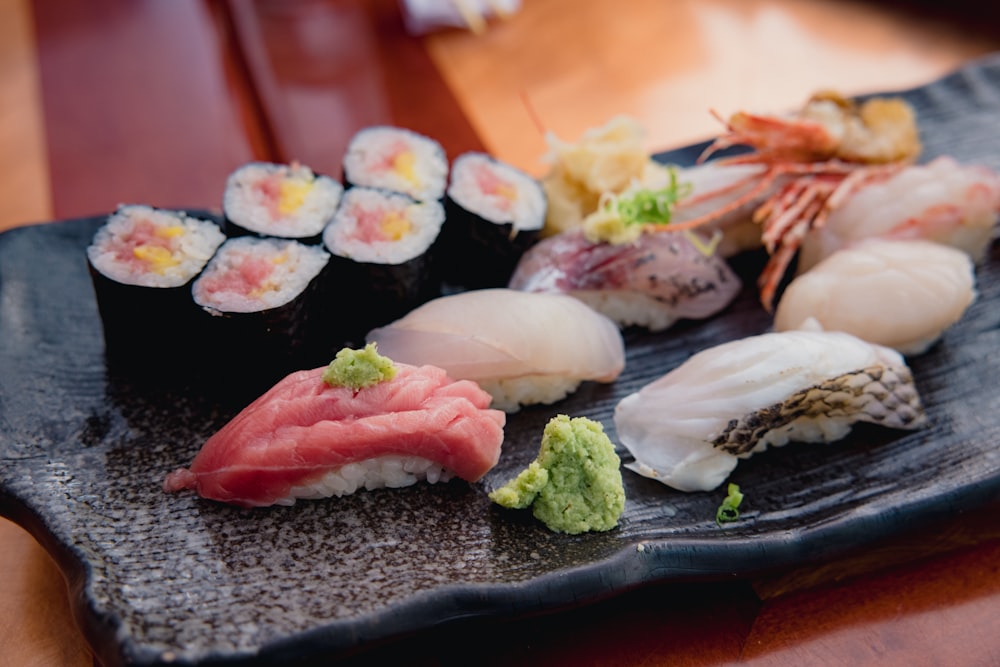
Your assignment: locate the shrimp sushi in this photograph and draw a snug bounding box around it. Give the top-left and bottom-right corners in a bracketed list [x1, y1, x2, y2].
[614, 329, 926, 492]
[774, 239, 976, 355]
[222, 161, 343, 243]
[366, 289, 626, 412]
[795, 156, 1000, 274]
[163, 346, 506, 507]
[508, 228, 741, 332]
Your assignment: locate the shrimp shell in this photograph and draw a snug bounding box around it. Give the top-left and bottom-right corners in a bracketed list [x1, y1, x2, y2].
[700, 91, 922, 165]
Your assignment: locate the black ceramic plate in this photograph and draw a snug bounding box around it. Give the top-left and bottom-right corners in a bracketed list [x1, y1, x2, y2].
[6, 54, 1000, 667]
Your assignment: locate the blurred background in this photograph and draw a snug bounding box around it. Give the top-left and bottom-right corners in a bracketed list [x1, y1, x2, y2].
[3, 0, 1000, 232]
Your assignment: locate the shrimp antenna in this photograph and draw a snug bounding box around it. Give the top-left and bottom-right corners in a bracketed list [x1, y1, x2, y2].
[519, 90, 547, 138]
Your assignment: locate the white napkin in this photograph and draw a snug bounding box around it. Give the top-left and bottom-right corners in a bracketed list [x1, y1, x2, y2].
[400, 0, 522, 35]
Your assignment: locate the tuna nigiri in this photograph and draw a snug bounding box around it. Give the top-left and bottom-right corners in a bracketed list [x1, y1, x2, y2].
[163, 346, 505, 507]
[508, 228, 741, 332]
[614, 329, 926, 492]
[366, 289, 626, 412]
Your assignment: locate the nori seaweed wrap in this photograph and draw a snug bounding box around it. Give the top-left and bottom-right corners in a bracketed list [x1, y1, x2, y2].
[439, 151, 546, 288]
[191, 236, 331, 392]
[319, 186, 445, 348]
[85, 205, 226, 375]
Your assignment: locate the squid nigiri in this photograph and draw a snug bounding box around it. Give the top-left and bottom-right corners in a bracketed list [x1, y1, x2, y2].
[774, 238, 976, 355]
[163, 346, 505, 507]
[366, 289, 625, 412]
[614, 329, 926, 492]
[507, 228, 741, 332]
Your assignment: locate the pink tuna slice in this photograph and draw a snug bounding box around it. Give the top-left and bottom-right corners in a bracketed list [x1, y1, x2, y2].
[163, 363, 505, 507]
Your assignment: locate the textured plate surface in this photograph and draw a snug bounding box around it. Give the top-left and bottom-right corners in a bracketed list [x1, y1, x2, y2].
[5, 54, 1000, 667]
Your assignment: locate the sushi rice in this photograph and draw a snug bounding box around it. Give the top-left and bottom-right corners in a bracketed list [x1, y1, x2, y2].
[223, 161, 343, 240]
[342, 126, 449, 202]
[323, 186, 445, 264]
[477, 376, 585, 414]
[281, 455, 454, 504]
[87, 204, 225, 288]
[192, 236, 331, 315]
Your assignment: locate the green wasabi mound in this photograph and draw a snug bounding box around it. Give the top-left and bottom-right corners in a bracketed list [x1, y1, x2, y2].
[489, 414, 625, 534]
[322, 343, 397, 390]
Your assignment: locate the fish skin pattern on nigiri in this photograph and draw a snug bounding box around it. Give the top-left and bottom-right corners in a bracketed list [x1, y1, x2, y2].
[508, 228, 741, 332]
[163, 363, 505, 507]
[367, 288, 626, 412]
[614, 329, 926, 493]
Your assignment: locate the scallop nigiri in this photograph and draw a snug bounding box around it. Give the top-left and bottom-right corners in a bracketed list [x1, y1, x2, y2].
[614, 329, 926, 492]
[775, 238, 976, 355]
[366, 289, 626, 412]
[163, 346, 506, 507]
[508, 228, 741, 332]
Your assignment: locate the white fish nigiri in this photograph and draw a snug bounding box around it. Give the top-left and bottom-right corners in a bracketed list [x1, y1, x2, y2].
[614, 329, 926, 492]
[508, 228, 741, 332]
[367, 289, 626, 412]
[775, 239, 976, 355]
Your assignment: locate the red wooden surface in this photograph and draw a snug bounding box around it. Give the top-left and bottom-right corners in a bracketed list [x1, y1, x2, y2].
[32, 0, 262, 219]
[224, 0, 485, 178]
[6, 1, 1000, 665]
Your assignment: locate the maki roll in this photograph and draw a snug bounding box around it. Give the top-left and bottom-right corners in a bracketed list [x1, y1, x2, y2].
[321, 186, 446, 346]
[86, 204, 225, 371]
[342, 126, 449, 202]
[441, 151, 546, 287]
[222, 161, 343, 243]
[192, 237, 331, 391]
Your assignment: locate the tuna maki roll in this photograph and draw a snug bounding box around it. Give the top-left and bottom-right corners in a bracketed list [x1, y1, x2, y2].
[321, 186, 446, 347]
[192, 236, 331, 390]
[440, 152, 546, 287]
[222, 161, 343, 243]
[342, 126, 449, 202]
[86, 204, 225, 371]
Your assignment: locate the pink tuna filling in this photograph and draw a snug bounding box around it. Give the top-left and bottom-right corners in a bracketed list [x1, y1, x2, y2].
[347, 203, 410, 243]
[196, 252, 275, 296]
[108, 219, 177, 271]
[252, 173, 283, 219]
[472, 163, 514, 212]
[370, 139, 411, 172]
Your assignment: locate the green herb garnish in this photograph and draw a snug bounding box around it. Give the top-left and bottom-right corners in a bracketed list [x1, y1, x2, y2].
[610, 168, 691, 226]
[715, 483, 744, 525]
[582, 167, 693, 245]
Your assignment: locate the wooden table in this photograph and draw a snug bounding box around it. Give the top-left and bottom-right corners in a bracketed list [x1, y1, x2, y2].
[4, 0, 1000, 664]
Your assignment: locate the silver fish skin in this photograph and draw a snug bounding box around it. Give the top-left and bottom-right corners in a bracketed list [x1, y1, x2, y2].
[508, 228, 741, 331]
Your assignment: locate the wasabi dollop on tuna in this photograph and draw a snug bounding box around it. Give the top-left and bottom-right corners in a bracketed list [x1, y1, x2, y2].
[489, 414, 625, 534]
[323, 343, 397, 390]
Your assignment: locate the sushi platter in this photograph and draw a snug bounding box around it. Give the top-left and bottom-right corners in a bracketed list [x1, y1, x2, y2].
[4, 55, 1000, 667]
